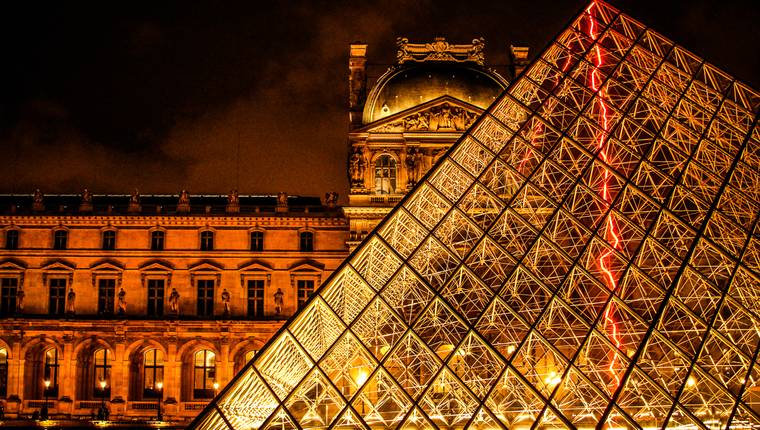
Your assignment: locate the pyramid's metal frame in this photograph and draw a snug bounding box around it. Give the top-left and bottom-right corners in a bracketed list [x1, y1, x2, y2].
[191, 1, 760, 428]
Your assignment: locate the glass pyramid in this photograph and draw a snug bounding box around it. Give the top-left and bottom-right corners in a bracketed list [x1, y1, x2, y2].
[192, 1, 760, 428]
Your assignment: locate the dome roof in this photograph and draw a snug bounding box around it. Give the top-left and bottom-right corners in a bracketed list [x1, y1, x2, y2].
[363, 62, 507, 124]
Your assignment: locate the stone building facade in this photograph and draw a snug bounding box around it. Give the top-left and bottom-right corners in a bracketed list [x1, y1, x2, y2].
[0, 192, 347, 420]
[344, 38, 529, 248]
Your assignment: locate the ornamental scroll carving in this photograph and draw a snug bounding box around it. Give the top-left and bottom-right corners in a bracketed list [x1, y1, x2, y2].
[396, 37, 485, 66]
[375, 103, 479, 132]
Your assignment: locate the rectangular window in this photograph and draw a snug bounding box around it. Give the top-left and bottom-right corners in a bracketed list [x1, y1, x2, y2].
[102, 230, 116, 250]
[5, 230, 18, 250]
[97, 279, 116, 315]
[53, 230, 68, 250]
[0, 278, 18, 316]
[200, 231, 214, 251]
[151, 231, 164, 251]
[147, 279, 165, 317]
[299, 232, 314, 252]
[48, 278, 67, 316]
[246, 279, 265, 318]
[196, 279, 215, 317]
[297, 280, 314, 308]
[250, 231, 264, 252]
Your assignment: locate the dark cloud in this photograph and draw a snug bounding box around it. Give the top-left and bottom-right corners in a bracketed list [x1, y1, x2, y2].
[0, 0, 756, 197]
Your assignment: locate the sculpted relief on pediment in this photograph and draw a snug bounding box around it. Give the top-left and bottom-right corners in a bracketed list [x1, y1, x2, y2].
[373, 103, 480, 133]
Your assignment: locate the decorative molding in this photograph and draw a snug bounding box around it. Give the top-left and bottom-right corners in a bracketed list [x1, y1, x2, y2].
[396, 37, 485, 65]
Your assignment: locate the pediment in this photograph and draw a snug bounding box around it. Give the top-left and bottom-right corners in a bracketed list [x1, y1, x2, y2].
[90, 259, 125, 272]
[0, 258, 27, 272]
[188, 260, 224, 272]
[40, 259, 76, 272]
[139, 259, 175, 272]
[360, 95, 483, 133]
[288, 259, 325, 272]
[238, 259, 273, 272]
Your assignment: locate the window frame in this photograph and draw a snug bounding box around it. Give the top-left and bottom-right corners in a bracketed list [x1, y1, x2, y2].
[200, 230, 214, 251]
[48, 277, 67, 316]
[193, 349, 216, 399]
[150, 230, 165, 251]
[196, 278, 215, 318]
[0, 277, 18, 316]
[5, 229, 19, 250]
[246, 278, 265, 318]
[93, 348, 112, 398]
[0, 347, 7, 398]
[374, 154, 398, 195]
[97, 278, 117, 315]
[43, 348, 60, 398]
[143, 349, 164, 399]
[250, 230, 264, 252]
[101, 230, 117, 250]
[299, 231, 314, 252]
[146, 278, 165, 318]
[52, 229, 68, 250]
[296, 279, 315, 308]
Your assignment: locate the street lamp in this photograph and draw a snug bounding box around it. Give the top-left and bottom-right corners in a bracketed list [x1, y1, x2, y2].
[213, 381, 219, 396]
[99, 380, 107, 419]
[42, 379, 51, 420]
[155, 381, 163, 421]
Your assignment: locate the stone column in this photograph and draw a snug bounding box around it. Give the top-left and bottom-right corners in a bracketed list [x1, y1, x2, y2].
[219, 338, 231, 386]
[165, 340, 180, 417]
[59, 337, 75, 415]
[349, 43, 368, 129]
[111, 339, 128, 417]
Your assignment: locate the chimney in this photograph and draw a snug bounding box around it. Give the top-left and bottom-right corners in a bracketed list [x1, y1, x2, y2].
[349, 42, 368, 129]
[509, 45, 530, 79]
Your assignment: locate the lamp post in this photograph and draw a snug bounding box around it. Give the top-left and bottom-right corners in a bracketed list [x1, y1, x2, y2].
[155, 381, 163, 421]
[99, 380, 107, 419]
[213, 382, 219, 397]
[42, 379, 51, 420]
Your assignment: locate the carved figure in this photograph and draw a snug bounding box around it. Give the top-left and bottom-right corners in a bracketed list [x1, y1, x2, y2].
[349, 149, 361, 184]
[277, 192, 288, 206]
[117, 288, 127, 314]
[324, 192, 338, 207]
[221, 289, 231, 316]
[66, 288, 76, 315]
[274, 288, 284, 315]
[439, 105, 453, 129]
[82, 188, 92, 203]
[178, 190, 190, 204]
[33, 189, 43, 204]
[357, 150, 366, 182]
[130, 189, 140, 204]
[169, 288, 180, 314]
[406, 148, 422, 186]
[16, 288, 24, 313]
[32, 189, 45, 211]
[396, 37, 410, 63]
[228, 189, 239, 205]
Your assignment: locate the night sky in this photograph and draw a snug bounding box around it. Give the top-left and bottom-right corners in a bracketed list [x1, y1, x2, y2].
[0, 1, 757, 199]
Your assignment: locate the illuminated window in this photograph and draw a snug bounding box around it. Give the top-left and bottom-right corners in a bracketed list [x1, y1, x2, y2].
[93, 349, 112, 398]
[53, 230, 68, 250]
[102, 230, 116, 250]
[193, 349, 216, 399]
[0, 348, 7, 397]
[97, 279, 116, 315]
[246, 279, 264, 318]
[48, 278, 67, 316]
[43, 348, 59, 397]
[0, 278, 18, 316]
[150, 230, 165, 251]
[200, 231, 214, 251]
[374, 155, 397, 194]
[244, 350, 257, 363]
[143, 349, 164, 399]
[297, 279, 314, 308]
[5, 230, 18, 250]
[250, 231, 264, 252]
[147, 279, 165, 318]
[299, 232, 313, 252]
[196, 279, 214, 317]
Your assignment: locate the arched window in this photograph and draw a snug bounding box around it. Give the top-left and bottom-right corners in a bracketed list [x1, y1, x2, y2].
[250, 231, 264, 251]
[5, 230, 18, 250]
[200, 231, 214, 251]
[193, 350, 216, 399]
[93, 349, 112, 398]
[0, 348, 8, 397]
[374, 155, 397, 194]
[299, 231, 314, 252]
[53, 230, 68, 250]
[102, 230, 116, 250]
[150, 230, 165, 251]
[43, 348, 59, 397]
[143, 349, 164, 399]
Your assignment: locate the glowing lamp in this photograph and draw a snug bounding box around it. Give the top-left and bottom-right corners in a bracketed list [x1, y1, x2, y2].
[355, 370, 368, 387]
[156, 381, 163, 390]
[213, 382, 220, 391]
[99, 380, 107, 390]
[44, 379, 51, 388]
[687, 376, 696, 387]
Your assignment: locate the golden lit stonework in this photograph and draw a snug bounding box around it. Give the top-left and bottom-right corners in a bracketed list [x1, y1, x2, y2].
[192, 1, 760, 428]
